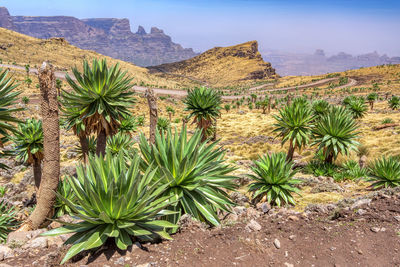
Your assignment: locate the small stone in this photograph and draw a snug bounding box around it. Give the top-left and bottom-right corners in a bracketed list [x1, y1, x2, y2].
[288, 215, 299, 221]
[246, 207, 261, 219]
[356, 209, 367, 215]
[357, 249, 363, 255]
[284, 263, 294, 267]
[380, 227, 386, 232]
[22, 237, 48, 249]
[351, 199, 371, 210]
[245, 220, 262, 232]
[394, 215, 400, 222]
[288, 235, 296, 240]
[115, 256, 125, 265]
[370, 227, 380, 233]
[284, 251, 289, 257]
[0, 245, 14, 260]
[330, 247, 336, 251]
[273, 238, 281, 249]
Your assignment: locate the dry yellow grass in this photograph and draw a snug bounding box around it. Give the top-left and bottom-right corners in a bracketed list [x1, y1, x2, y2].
[149, 41, 277, 88]
[0, 28, 195, 89]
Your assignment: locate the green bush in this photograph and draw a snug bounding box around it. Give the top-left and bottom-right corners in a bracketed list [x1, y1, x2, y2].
[388, 96, 400, 110]
[247, 152, 301, 206]
[139, 127, 237, 227]
[0, 200, 18, 243]
[42, 153, 176, 264]
[54, 177, 76, 217]
[367, 156, 400, 189]
[106, 132, 136, 156]
[381, 118, 394, 124]
[312, 106, 359, 163]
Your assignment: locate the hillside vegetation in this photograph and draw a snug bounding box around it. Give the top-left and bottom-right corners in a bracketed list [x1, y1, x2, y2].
[0, 27, 194, 88]
[148, 41, 278, 87]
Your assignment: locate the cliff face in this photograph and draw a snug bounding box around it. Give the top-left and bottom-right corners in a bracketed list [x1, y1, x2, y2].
[149, 41, 278, 87]
[0, 7, 197, 66]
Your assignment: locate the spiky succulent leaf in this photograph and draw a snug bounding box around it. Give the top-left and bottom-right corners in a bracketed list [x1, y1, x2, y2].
[388, 96, 400, 110]
[312, 106, 360, 162]
[0, 200, 18, 242]
[273, 102, 314, 151]
[139, 127, 237, 227]
[11, 118, 43, 164]
[60, 59, 136, 137]
[367, 156, 400, 189]
[106, 132, 136, 156]
[247, 152, 301, 206]
[42, 152, 176, 264]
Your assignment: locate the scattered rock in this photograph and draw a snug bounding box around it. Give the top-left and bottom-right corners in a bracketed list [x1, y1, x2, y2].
[245, 220, 261, 232]
[246, 207, 261, 219]
[115, 256, 125, 265]
[233, 206, 247, 216]
[256, 202, 271, 214]
[7, 229, 46, 246]
[356, 209, 367, 215]
[22, 237, 48, 249]
[178, 214, 204, 231]
[284, 263, 294, 267]
[310, 182, 344, 193]
[350, 199, 371, 210]
[394, 215, 400, 222]
[237, 110, 246, 115]
[288, 235, 296, 240]
[230, 192, 250, 206]
[288, 215, 299, 221]
[0, 245, 14, 260]
[370, 227, 380, 233]
[273, 238, 281, 249]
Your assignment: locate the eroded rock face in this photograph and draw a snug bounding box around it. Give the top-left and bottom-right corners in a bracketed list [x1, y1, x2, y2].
[0, 7, 197, 66]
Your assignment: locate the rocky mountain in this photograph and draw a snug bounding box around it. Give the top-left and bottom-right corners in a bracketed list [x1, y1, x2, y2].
[0, 7, 197, 66]
[149, 41, 277, 87]
[263, 49, 400, 76]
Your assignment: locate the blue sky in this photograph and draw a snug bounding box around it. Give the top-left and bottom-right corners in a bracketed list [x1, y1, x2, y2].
[2, 0, 400, 55]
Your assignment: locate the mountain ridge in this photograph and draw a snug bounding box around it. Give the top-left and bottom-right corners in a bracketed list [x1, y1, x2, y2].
[0, 7, 198, 67]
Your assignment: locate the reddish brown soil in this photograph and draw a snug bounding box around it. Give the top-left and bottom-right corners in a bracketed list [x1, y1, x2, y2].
[4, 195, 400, 267]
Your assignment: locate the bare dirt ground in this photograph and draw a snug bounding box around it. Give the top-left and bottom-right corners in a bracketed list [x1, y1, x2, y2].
[3, 190, 400, 267]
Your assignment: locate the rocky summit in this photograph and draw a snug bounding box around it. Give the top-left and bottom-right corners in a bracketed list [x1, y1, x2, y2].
[0, 7, 197, 66]
[149, 40, 278, 87]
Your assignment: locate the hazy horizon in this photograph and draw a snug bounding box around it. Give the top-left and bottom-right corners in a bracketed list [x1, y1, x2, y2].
[2, 0, 400, 56]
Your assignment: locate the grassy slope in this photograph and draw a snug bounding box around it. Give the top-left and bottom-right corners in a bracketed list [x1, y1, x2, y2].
[0, 27, 195, 89]
[148, 41, 278, 88]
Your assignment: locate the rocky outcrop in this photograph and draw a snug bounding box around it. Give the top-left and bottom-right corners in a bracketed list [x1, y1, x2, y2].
[0, 7, 197, 66]
[0, 7, 16, 31]
[149, 41, 277, 87]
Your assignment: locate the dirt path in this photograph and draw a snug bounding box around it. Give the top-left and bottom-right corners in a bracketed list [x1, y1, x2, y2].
[3, 191, 400, 266]
[1, 64, 357, 100]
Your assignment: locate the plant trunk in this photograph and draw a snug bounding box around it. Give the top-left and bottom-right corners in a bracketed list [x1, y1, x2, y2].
[325, 153, 334, 164]
[370, 102, 374, 111]
[79, 135, 89, 163]
[17, 62, 60, 231]
[286, 142, 295, 161]
[96, 129, 106, 156]
[212, 119, 217, 141]
[198, 118, 209, 142]
[262, 107, 266, 114]
[32, 157, 42, 190]
[145, 88, 158, 144]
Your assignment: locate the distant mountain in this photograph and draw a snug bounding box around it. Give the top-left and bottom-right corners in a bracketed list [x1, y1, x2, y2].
[0, 7, 198, 66]
[262, 49, 400, 76]
[149, 41, 277, 87]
